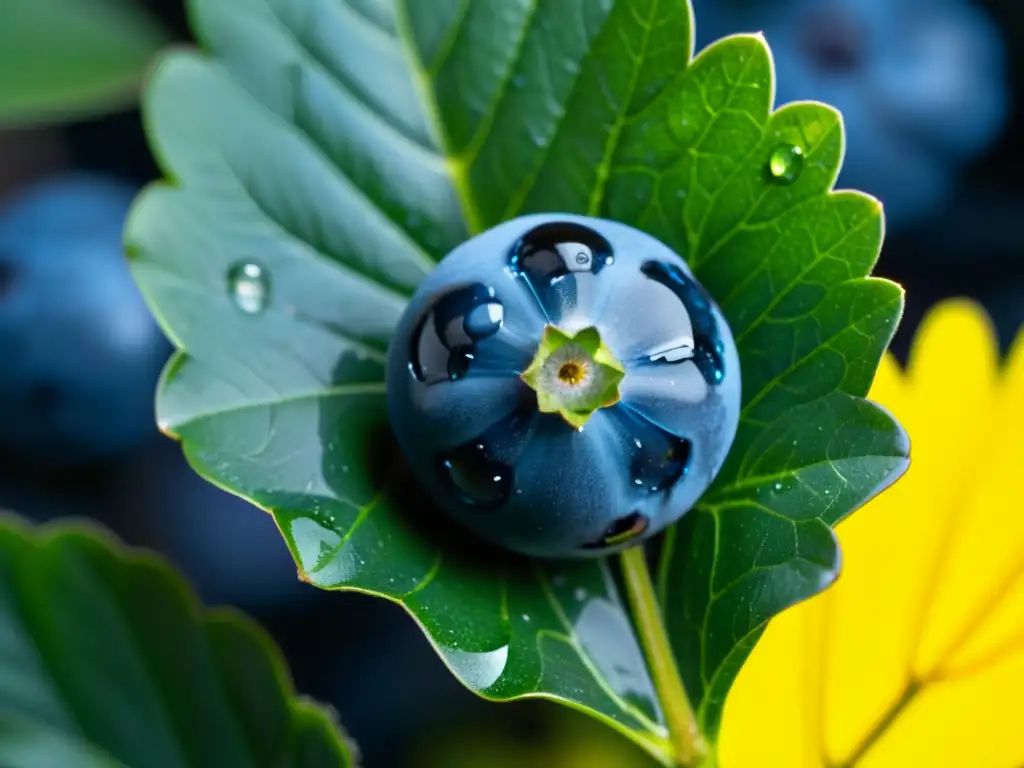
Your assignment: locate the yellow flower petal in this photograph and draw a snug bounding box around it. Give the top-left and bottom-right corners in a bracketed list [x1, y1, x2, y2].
[717, 594, 827, 767]
[822, 300, 998, 763]
[859, 651, 1024, 768]
[914, 322, 1024, 679]
[719, 299, 1024, 768]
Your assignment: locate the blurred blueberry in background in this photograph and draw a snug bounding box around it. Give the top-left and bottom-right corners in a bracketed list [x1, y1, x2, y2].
[693, 0, 1009, 230]
[110, 439, 320, 612]
[0, 172, 170, 466]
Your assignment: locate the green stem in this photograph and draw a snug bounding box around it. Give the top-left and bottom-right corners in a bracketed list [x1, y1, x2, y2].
[620, 546, 706, 767]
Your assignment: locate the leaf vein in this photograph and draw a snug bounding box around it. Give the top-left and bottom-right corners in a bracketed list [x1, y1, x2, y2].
[588, 0, 660, 215]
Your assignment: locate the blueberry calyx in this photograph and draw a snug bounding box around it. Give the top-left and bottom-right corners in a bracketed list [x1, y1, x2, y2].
[519, 324, 624, 429]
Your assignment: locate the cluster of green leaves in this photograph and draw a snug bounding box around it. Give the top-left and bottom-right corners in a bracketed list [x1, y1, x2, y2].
[0, 514, 355, 768]
[124, 0, 908, 764]
[0, 0, 167, 127]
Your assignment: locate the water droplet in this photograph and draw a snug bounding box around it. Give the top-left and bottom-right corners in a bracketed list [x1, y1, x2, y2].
[648, 344, 694, 364]
[227, 261, 270, 314]
[509, 221, 614, 319]
[409, 284, 502, 383]
[438, 442, 513, 508]
[773, 482, 783, 491]
[442, 645, 509, 690]
[512, 74, 526, 87]
[613, 399, 692, 494]
[464, 302, 504, 338]
[640, 261, 725, 386]
[573, 588, 588, 602]
[767, 143, 804, 185]
[582, 512, 649, 549]
[521, 614, 531, 622]
[632, 434, 690, 492]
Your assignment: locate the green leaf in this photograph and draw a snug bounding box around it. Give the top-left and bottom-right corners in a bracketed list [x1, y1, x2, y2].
[633, 38, 910, 741]
[125, 0, 907, 762]
[0, 513, 357, 768]
[0, 0, 168, 127]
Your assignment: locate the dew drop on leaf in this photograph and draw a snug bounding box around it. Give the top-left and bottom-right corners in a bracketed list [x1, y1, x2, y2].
[227, 261, 270, 314]
[767, 143, 805, 185]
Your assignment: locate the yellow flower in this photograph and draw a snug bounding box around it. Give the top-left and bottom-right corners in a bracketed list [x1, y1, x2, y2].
[719, 299, 1024, 768]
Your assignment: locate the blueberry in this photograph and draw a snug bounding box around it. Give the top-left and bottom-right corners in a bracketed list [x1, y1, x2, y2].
[692, 0, 1008, 230]
[386, 214, 741, 559]
[0, 173, 171, 466]
[108, 444, 320, 612]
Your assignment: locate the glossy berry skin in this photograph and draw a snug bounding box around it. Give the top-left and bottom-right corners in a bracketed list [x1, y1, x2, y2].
[386, 214, 741, 560]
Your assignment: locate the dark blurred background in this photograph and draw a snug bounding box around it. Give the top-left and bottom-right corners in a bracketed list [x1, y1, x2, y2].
[0, 0, 1019, 765]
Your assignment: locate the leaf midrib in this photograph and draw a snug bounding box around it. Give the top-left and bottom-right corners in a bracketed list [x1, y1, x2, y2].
[393, 0, 485, 236]
[395, 0, 674, 233]
[587, 0, 661, 216]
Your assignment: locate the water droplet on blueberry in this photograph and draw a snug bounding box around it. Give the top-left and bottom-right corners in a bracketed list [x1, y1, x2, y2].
[409, 284, 502, 382]
[464, 302, 504, 338]
[509, 221, 613, 320]
[767, 144, 805, 185]
[632, 434, 691, 493]
[227, 261, 271, 314]
[640, 261, 726, 385]
[611, 407, 692, 493]
[438, 441, 514, 508]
